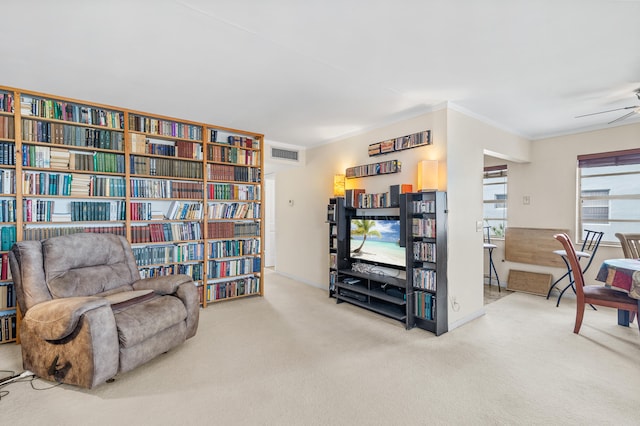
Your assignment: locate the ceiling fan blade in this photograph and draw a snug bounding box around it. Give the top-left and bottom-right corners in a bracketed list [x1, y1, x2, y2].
[575, 105, 640, 118]
[608, 109, 640, 125]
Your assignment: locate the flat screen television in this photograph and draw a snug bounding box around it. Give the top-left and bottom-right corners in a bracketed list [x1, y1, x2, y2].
[349, 217, 405, 268]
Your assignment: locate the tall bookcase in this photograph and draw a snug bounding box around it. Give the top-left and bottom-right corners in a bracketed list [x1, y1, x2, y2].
[0, 84, 264, 343]
[328, 191, 448, 335]
[404, 191, 448, 336]
[0, 88, 17, 344]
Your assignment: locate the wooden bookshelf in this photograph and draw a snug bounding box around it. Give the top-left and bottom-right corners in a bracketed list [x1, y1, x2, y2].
[0, 84, 265, 342]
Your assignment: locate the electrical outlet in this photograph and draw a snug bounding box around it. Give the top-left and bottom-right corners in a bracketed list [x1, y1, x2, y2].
[523, 195, 530, 205]
[476, 221, 484, 232]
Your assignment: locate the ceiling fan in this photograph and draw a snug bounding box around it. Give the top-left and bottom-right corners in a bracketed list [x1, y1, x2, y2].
[576, 89, 640, 124]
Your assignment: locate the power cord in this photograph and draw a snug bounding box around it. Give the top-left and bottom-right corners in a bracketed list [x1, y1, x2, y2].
[0, 370, 60, 402]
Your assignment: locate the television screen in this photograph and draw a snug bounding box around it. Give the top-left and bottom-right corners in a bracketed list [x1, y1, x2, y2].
[350, 218, 405, 268]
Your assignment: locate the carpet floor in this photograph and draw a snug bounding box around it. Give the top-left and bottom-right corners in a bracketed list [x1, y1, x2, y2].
[1, 269, 639, 425]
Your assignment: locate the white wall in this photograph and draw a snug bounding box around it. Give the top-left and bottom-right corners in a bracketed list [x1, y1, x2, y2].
[445, 109, 530, 327]
[491, 122, 640, 284]
[275, 108, 448, 287]
[275, 106, 531, 330]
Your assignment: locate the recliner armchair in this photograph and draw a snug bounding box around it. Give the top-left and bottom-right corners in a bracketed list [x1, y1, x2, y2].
[8, 232, 199, 388]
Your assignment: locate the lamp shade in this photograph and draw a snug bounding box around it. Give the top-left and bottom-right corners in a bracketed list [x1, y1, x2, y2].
[333, 174, 345, 197]
[417, 160, 438, 192]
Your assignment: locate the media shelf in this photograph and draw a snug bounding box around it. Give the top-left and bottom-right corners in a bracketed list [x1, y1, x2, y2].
[327, 191, 448, 335]
[335, 269, 408, 323]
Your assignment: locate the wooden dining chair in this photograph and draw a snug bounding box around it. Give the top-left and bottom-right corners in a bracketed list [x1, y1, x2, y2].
[615, 233, 640, 259]
[554, 233, 639, 334]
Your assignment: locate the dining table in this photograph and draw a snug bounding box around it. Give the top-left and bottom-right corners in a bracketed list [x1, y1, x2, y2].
[595, 258, 640, 326]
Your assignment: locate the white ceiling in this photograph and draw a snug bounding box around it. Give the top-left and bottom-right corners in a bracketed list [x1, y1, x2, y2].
[2, 0, 640, 150]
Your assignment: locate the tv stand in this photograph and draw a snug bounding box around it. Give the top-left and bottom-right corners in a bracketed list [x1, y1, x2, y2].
[327, 191, 448, 335]
[336, 268, 409, 326]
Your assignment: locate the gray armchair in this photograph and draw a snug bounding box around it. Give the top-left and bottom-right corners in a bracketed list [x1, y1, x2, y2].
[8, 233, 199, 388]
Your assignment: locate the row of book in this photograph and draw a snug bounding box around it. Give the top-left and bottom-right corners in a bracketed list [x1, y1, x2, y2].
[208, 238, 260, 258]
[22, 226, 125, 241]
[1, 226, 16, 251]
[132, 242, 205, 266]
[130, 134, 204, 160]
[130, 178, 203, 199]
[345, 159, 400, 178]
[139, 263, 204, 281]
[412, 218, 437, 238]
[413, 242, 437, 262]
[206, 276, 260, 302]
[71, 201, 125, 222]
[0, 313, 17, 343]
[130, 202, 159, 221]
[22, 145, 126, 173]
[0, 143, 15, 165]
[0, 170, 15, 194]
[165, 201, 203, 220]
[21, 96, 124, 129]
[368, 130, 431, 157]
[206, 256, 261, 279]
[128, 115, 202, 141]
[412, 200, 436, 214]
[0, 282, 14, 308]
[21, 119, 125, 150]
[206, 145, 260, 166]
[130, 156, 203, 179]
[0, 200, 16, 223]
[414, 291, 436, 321]
[207, 221, 260, 239]
[131, 222, 203, 244]
[23, 172, 124, 198]
[206, 163, 261, 183]
[0, 116, 14, 139]
[347, 189, 392, 209]
[223, 135, 258, 149]
[0, 92, 13, 113]
[413, 268, 437, 291]
[207, 183, 261, 201]
[207, 202, 260, 219]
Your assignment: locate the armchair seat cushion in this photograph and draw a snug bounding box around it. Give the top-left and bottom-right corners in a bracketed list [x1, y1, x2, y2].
[114, 295, 187, 349]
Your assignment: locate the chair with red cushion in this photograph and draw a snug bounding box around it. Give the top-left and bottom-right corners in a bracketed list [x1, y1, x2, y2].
[554, 233, 639, 334]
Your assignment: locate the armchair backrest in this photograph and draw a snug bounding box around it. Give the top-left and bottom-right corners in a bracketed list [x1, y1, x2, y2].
[9, 233, 141, 313]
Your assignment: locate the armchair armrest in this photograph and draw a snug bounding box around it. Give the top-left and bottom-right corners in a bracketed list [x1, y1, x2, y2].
[24, 297, 109, 341]
[132, 274, 193, 295]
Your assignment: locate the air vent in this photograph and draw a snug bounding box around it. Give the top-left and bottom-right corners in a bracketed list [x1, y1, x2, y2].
[271, 147, 299, 161]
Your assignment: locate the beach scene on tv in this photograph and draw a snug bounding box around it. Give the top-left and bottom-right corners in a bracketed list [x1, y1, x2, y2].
[350, 219, 405, 267]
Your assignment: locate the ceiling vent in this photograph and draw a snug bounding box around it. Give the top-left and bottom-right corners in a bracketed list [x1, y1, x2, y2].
[271, 147, 299, 161]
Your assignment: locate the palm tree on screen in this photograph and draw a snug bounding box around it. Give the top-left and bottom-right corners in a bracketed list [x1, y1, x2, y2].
[351, 219, 381, 253]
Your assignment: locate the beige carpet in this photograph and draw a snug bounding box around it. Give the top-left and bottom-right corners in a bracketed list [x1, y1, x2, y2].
[1, 269, 639, 425]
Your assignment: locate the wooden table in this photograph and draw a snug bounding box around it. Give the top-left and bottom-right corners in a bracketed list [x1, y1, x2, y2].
[595, 258, 640, 325]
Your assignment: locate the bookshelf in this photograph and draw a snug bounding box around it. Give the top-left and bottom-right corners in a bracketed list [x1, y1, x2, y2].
[404, 191, 448, 335]
[0, 88, 16, 343]
[328, 191, 448, 335]
[204, 128, 263, 304]
[0, 84, 264, 343]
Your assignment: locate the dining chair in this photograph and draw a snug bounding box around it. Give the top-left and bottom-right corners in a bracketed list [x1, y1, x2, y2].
[554, 233, 639, 334]
[483, 226, 500, 292]
[546, 229, 604, 306]
[615, 233, 640, 259]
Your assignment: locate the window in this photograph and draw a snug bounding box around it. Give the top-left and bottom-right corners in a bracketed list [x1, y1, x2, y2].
[578, 149, 640, 243]
[483, 165, 507, 237]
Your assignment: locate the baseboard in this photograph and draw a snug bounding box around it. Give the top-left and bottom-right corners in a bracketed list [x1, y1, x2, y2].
[272, 269, 325, 290]
[448, 308, 486, 331]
